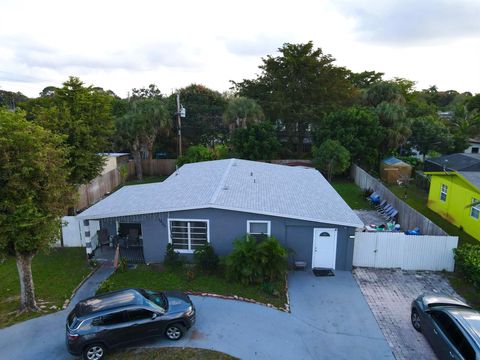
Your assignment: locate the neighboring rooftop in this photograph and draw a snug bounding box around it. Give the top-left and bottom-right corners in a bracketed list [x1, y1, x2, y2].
[424, 153, 480, 172]
[382, 156, 411, 166]
[459, 171, 480, 191]
[78, 158, 363, 228]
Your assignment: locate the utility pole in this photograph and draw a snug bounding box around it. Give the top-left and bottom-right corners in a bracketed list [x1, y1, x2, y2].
[176, 93, 182, 157]
[176, 93, 186, 157]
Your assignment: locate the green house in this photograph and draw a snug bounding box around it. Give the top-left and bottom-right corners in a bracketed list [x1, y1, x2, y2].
[424, 153, 480, 240]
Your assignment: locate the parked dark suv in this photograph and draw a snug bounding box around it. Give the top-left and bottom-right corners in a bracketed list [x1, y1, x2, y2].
[66, 288, 195, 360]
[411, 293, 480, 360]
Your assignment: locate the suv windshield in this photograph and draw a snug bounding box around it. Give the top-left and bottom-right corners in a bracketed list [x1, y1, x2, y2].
[139, 289, 167, 311]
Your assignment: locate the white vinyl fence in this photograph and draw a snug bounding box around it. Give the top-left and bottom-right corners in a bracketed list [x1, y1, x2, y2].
[59, 216, 100, 247]
[353, 232, 458, 271]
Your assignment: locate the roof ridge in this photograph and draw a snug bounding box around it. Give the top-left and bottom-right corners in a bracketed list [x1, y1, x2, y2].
[208, 158, 235, 204]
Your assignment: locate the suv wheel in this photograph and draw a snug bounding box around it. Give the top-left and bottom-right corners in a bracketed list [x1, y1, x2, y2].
[83, 343, 106, 360]
[165, 323, 185, 340]
[411, 309, 422, 332]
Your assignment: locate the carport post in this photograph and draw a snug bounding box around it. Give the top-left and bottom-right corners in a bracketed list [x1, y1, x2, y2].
[83, 219, 93, 258]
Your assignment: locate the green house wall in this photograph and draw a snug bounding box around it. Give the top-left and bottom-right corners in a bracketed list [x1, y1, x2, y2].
[427, 173, 480, 240]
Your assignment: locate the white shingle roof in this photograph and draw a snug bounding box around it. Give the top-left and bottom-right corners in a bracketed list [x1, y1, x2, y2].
[78, 159, 363, 227]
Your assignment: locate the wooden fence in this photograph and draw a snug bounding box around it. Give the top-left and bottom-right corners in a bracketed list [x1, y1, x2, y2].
[127, 159, 177, 179]
[353, 232, 457, 271]
[351, 164, 447, 236]
[77, 168, 122, 210]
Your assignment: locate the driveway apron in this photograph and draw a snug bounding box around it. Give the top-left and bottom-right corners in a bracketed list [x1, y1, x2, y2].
[0, 269, 393, 360]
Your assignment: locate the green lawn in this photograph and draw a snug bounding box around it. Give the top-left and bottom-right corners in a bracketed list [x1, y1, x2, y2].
[97, 265, 287, 309]
[331, 179, 371, 210]
[109, 347, 237, 360]
[124, 175, 167, 186]
[0, 247, 92, 328]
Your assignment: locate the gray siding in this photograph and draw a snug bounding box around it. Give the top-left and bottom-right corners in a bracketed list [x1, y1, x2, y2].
[98, 208, 356, 270]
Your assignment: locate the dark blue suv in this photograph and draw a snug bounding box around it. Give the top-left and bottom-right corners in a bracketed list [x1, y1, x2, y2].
[66, 288, 195, 360]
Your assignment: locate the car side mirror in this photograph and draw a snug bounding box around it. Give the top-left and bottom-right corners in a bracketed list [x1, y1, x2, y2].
[152, 312, 159, 320]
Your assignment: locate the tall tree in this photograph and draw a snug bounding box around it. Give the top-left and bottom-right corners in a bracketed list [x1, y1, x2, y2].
[347, 70, 384, 89]
[0, 109, 74, 311]
[168, 84, 227, 147]
[28, 77, 114, 186]
[448, 106, 480, 152]
[313, 106, 383, 168]
[223, 97, 264, 134]
[115, 98, 168, 179]
[409, 116, 452, 160]
[234, 42, 355, 155]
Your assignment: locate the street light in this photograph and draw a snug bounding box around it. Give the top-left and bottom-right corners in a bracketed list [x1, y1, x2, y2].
[176, 93, 186, 157]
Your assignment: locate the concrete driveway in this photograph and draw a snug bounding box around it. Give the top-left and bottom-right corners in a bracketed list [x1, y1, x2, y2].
[0, 270, 393, 360]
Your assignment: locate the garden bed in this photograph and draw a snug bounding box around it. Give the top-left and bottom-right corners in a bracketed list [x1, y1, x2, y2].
[0, 247, 92, 328]
[97, 264, 288, 310]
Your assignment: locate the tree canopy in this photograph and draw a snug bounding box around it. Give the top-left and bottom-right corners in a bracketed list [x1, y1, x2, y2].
[0, 109, 74, 311]
[231, 122, 280, 160]
[26, 77, 114, 185]
[234, 42, 355, 155]
[313, 140, 351, 182]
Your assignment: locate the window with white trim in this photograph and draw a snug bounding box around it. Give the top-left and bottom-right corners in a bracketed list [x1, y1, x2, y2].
[471, 198, 480, 220]
[440, 184, 448, 202]
[247, 220, 271, 241]
[169, 220, 208, 252]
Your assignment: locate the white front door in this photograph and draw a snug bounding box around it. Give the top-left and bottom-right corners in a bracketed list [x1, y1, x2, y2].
[312, 228, 337, 269]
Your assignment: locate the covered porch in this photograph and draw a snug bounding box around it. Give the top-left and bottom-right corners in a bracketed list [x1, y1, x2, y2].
[83, 217, 146, 264]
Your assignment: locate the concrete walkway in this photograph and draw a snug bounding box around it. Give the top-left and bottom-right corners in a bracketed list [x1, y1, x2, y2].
[0, 270, 393, 360]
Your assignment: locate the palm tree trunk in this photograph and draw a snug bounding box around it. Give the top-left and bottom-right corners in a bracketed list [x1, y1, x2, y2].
[15, 251, 39, 312]
[132, 141, 143, 180]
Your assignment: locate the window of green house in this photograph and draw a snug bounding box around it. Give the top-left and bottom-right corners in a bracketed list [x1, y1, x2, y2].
[440, 184, 448, 202]
[471, 198, 480, 220]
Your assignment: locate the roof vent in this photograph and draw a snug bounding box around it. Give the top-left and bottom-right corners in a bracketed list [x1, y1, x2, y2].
[253, 179, 256, 184]
[222, 186, 229, 190]
[250, 172, 253, 176]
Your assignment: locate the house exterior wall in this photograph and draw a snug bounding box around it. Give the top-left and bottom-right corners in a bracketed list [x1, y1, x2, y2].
[101, 156, 118, 175]
[99, 208, 356, 270]
[427, 173, 480, 240]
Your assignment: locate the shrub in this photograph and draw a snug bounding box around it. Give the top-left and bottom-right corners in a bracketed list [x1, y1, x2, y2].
[193, 243, 219, 273]
[454, 245, 480, 288]
[164, 243, 183, 269]
[225, 235, 287, 285]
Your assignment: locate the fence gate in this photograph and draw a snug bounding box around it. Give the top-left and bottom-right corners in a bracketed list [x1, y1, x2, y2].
[353, 232, 458, 271]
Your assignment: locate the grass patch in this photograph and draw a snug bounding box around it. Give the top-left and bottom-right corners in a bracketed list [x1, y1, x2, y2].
[331, 179, 371, 210]
[109, 347, 237, 360]
[387, 184, 478, 247]
[124, 176, 167, 186]
[0, 247, 92, 328]
[97, 265, 287, 309]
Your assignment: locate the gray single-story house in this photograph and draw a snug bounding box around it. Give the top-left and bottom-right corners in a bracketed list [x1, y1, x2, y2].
[77, 159, 363, 270]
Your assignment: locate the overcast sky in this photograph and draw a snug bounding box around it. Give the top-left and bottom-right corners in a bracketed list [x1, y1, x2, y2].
[1, 0, 479, 98]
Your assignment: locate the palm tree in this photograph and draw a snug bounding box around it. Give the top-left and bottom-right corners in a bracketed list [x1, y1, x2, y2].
[223, 97, 264, 135]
